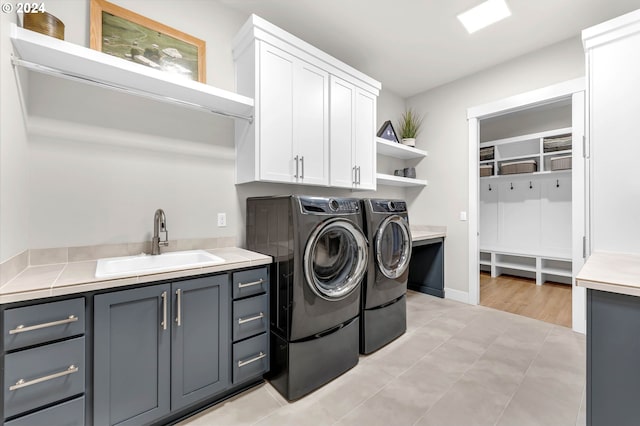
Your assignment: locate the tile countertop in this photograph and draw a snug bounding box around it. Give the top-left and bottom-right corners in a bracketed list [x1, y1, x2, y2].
[576, 251, 640, 297]
[410, 225, 446, 242]
[0, 248, 271, 305]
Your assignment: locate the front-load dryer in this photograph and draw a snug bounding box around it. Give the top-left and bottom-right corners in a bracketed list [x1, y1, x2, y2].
[246, 195, 368, 400]
[360, 199, 412, 354]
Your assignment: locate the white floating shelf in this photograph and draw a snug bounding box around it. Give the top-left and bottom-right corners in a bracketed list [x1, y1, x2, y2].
[376, 137, 427, 159]
[376, 173, 428, 187]
[10, 24, 254, 121]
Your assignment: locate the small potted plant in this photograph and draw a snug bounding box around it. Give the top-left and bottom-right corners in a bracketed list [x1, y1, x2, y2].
[398, 109, 423, 147]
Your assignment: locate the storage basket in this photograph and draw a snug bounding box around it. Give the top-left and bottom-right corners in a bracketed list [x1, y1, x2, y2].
[550, 155, 572, 171]
[479, 146, 495, 161]
[543, 134, 572, 153]
[500, 159, 537, 175]
[479, 164, 493, 177]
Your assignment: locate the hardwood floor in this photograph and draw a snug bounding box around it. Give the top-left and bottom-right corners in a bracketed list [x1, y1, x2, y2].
[480, 272, 572, 328]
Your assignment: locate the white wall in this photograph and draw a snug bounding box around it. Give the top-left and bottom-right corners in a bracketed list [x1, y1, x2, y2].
[406, 36, 585, 294]
[0, 11, 30, 262]
[1, 0, 405, 255]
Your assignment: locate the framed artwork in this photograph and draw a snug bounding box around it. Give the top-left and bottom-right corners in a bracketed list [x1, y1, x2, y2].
[377, 120, 400, 143]
[90, 0, 206, 83]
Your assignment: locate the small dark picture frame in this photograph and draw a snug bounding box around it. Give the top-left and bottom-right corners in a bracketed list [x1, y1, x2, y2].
[377, 120, 400, 143]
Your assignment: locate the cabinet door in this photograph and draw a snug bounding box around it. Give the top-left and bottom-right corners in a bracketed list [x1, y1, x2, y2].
[354, 88, 377, 190]
[294, 60, 329, 186]
[329, 76, 356, 188]
[94, 285, 171, 426]
[171, 275, 230, 410]
[259, 43, 295, 183]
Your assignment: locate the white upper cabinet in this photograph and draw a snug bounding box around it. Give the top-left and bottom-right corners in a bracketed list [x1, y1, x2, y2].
[233, 15, 380, 188]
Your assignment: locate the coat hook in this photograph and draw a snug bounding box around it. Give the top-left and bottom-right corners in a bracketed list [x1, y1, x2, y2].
[488, 184, 492, 191]
[510, 182, 514, 190]
[556, 179, 560, 188]
[529, 181, 533, 189]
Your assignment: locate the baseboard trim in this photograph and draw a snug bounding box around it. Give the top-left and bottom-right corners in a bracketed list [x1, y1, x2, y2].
[444, 288, 470, 304]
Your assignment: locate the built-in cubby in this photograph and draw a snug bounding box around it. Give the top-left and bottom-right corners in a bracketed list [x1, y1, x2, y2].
[480, 249, 572, 285]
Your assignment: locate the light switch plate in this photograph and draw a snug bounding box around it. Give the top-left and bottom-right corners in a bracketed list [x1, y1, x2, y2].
[217, 213, 227, 227]
[459, 211, 467, 221]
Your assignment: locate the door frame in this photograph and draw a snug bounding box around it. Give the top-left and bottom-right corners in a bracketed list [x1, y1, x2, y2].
[466, 77, 587, 333]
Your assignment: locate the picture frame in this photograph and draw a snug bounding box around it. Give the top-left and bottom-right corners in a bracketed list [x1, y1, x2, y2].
[377, 120, 400, 143]
[90, 0, 206, 83]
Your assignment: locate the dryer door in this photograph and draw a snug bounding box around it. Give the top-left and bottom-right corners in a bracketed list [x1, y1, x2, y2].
[304, 218, 368, 300]
[376, 215, 412, 279]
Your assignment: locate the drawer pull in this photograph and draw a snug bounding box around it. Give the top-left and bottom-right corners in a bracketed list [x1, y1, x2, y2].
[9, 315, 78, 335]
[10, 365, 78, 391]
[238, 312, 264, 325]
[238, 278, 264, 289]
[238, 352, 266, 368]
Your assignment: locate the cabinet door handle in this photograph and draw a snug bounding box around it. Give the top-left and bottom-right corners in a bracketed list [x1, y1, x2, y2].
[9, 315, 78, 335]
[357, 166, 361, 184]
[300, 156, 304, 179]
[175, 289, 182, 327]
[9, 365, 78, 391]
[238, 312, 264, 325]
[161, 291, 168, 331]
[237, 351, 266, 368]
[238, 278, 264, 289]
[294, 155, 299, 178]
[353, 166, 357, 184]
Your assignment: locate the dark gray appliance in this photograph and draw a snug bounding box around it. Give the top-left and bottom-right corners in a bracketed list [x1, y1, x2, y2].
[360, 199, 412, 354]
[246, 195, 368, 400]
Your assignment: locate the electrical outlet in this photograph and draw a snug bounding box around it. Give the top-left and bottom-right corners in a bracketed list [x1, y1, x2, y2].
[459, 211, 467, 221]
[217, 213, 227, 227]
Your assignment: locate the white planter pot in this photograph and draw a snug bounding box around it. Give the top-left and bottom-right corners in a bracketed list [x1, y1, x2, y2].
[401, 138, 416, 147]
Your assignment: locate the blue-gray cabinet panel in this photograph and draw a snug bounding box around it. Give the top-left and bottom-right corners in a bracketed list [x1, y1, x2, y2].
[232, 267, 268, 299]
[94, 285, 171, 426]
[233, 332, 268, 384]
[171, 275, 230, 411]
[4, 336, 85, 418]
[4, 298, 85, 351]
[5, 396, 84, 426]
[233, 294, 268, 342]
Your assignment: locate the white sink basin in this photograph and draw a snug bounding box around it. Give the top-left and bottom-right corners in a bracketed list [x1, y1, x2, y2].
[95, 250, 225, 278]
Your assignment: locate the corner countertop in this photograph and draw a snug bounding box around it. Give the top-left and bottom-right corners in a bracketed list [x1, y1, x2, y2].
[576, 251, 640, 297]
[411, 225, 446, 242]
[0, 247, 271, 305]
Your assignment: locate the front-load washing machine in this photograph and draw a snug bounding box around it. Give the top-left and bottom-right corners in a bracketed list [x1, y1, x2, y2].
[360, 199, 412, 354]
[246, 195, 368, 400]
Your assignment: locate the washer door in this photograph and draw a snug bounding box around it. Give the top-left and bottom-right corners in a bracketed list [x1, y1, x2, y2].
[376, 215, 412, 279]
[304, 219, 368, 301]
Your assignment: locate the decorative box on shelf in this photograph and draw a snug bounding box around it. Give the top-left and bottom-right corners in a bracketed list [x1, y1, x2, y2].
[500, 159, 537, 175]
[550, 155, 572, 171]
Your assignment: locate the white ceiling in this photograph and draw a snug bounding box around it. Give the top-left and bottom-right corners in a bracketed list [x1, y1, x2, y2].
[218, 0, 640, 98]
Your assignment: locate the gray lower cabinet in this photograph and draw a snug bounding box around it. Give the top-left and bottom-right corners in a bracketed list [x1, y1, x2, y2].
[94, 285, 171, 426]
[587, 289, 640, 426]
[171, 276, 229, 410]
[93, 275, 230, 426]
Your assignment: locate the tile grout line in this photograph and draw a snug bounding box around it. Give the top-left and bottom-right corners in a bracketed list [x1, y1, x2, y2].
[575, 383, 587, 426]
[491, 324, 555, 426]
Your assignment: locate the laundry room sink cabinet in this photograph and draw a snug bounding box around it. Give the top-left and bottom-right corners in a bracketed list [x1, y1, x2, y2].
[233, 15, 380, 189]
[93, 275, 230, 426]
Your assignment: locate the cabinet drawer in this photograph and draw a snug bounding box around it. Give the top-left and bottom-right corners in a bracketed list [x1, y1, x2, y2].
[5, 396, 84, 426]
[233, 333, 269, 384]
[4, 298, 85, 351]
[233, 294, 268, 342]
[232, 267, 268, 299]
[4, 337, 85, 418]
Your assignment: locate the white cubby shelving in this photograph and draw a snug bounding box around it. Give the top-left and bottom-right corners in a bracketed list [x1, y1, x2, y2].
[479, 247, 572, 285]
[376, 137, 428, 188]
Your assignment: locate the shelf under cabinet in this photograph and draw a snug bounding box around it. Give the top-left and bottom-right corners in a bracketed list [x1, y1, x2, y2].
[376, 137, 427, 159]
[10, 24, 254, 121]
[376, 173, 428, 187]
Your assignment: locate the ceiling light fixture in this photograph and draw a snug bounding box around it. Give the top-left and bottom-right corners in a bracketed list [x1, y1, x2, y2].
[457, 0, 511, 34]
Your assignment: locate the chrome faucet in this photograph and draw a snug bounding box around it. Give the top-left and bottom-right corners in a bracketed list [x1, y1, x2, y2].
[152, 209, 169, 255]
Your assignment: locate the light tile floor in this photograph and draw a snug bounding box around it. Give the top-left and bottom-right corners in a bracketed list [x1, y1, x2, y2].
[179, 290, 586, 426]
